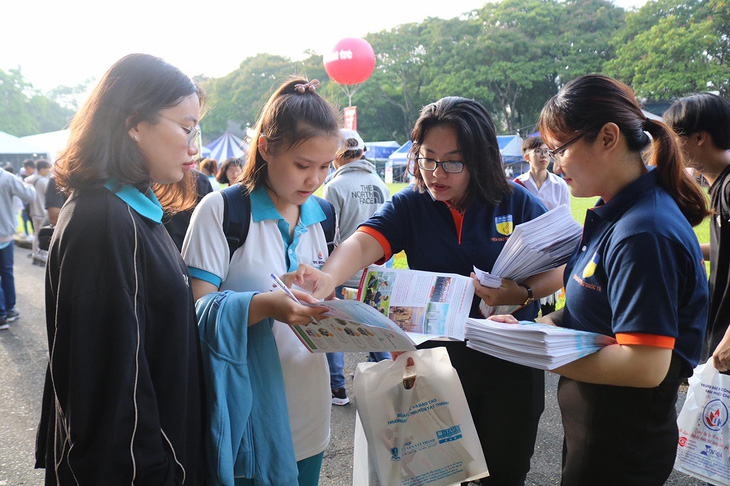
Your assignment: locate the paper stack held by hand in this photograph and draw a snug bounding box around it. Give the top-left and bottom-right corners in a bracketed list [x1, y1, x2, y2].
[464, 318, 616, 370]
[473, 205, 583, 316]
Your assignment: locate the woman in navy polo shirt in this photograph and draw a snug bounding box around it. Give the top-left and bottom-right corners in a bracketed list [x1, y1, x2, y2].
[295, 96, 564, 485]
[534, 75, 709, 485]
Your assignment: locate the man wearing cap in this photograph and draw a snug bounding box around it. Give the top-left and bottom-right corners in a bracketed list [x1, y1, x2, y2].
[323, 129, 391, 405]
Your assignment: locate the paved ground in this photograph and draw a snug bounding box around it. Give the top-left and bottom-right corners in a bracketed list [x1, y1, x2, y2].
[0, 243, 705, 485]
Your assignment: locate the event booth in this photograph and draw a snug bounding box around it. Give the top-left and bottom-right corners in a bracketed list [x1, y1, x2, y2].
[204, 131, 247, 162]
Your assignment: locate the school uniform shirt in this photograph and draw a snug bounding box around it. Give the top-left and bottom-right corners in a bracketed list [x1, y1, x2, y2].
[36, 184, 205, 485]
[704, 164, 730, 361]
[561, 169, 708, 376]
[182, 186, 331, 462]
[515, 171, 570, 211]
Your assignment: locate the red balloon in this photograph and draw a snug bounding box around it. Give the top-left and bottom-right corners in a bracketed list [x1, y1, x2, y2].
[324, 38, 375, 85]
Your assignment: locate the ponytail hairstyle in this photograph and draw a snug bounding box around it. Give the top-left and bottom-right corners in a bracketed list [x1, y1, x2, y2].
[409, 96, 511, 211]
[55, 53, 205, 213]
[240, 78, 340, 194]
[538, 74, 708, 226]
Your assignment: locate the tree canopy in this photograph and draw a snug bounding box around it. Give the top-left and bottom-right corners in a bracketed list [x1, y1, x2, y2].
[3, 0, 728, 144]
[0, 68, 73, 137]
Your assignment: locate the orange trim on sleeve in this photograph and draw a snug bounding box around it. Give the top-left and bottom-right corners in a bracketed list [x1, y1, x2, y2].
[449, 208, 464, 244]
[615, 333, 676, 349]
[357, 226, 393, 264]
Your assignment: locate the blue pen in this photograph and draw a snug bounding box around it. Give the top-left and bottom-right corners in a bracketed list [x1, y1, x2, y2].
[270, 273, 319, 325]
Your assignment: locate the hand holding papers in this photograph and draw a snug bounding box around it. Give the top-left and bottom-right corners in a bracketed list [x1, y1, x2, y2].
[473, 205, 582, 316]
[288, 267, 477, 353]
[464, 318, 616, 370]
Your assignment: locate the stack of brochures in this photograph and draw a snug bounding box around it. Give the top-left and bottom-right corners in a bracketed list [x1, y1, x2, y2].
[473, 205, 582, 315]
[475, 205, 582, 288]
[464, 318, 616, 370]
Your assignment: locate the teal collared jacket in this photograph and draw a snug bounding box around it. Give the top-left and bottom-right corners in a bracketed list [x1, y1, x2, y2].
[196, 291, 299, 486]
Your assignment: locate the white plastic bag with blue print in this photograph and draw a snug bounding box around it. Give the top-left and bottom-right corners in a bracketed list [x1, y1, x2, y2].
[675, 363, 730, 485]
[353, 347, 488, 486]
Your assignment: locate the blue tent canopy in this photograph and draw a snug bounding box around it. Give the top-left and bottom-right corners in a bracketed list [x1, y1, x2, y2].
[497, 135, 523, 163]
[387, 140, 412, 165]
[205, 131, 246, 161]
[365, 141, 400, 160]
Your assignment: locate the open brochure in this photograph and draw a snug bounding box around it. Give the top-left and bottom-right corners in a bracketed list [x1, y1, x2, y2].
[290, 267, 475, 353]
[464, 318, 616, 370]
[356, 266, 475, 345]
[291, 299, 417, 353]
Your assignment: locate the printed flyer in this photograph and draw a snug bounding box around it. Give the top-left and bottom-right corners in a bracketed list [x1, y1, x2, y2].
[291, 299, 417, 353]
[357, 266, 475, 343]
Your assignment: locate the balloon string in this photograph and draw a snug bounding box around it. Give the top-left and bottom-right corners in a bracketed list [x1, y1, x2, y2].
[336, 83, 362, 107]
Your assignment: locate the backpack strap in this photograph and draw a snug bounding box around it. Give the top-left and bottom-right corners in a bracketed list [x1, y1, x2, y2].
[222, 187, 337, 261]
[313, 196, 337, 254]
[221, 184, 251, 261]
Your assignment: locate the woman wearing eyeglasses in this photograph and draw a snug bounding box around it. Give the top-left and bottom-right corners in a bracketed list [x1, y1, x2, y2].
[35, 54, 208, 484]
[531, 74, 708, 485]
[290, 96, 564, 485]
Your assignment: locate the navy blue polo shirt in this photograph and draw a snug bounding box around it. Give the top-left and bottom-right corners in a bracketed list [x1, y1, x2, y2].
[561, 169, 708, 374]
[359, 183, 547, 319]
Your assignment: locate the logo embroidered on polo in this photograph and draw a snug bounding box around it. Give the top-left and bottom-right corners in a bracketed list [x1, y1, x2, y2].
[582, 252, 600, 279]
[495, 215, 514, 236]
[312, 251, 326, 268]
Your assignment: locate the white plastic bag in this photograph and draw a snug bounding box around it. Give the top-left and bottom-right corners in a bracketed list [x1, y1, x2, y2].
[675, 363, 730, 485]
[353, 347, 489, 486]
[353, 411, 381, 486]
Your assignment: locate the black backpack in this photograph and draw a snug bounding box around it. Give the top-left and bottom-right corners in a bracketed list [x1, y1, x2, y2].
[221, 184, 337, 260]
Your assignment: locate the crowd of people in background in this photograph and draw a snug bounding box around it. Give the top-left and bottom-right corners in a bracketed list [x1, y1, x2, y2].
[0, 52, 728, 486]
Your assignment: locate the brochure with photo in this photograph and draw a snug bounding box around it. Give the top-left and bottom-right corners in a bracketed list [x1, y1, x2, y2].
[357, 266, 475, 344]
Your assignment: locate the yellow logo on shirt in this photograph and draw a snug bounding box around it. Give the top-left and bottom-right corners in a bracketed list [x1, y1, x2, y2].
[582, 252, 600, 279]
[495, 215, 514, 236]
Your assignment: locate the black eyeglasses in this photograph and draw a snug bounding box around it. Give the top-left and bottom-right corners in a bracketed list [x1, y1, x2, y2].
[547, 133, 584, 162]
[416, 157, 465, 173]
[158, 113, 200, 147]
[530, 148, 550, 157]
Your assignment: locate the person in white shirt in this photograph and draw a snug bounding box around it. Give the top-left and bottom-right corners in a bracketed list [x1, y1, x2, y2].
[515, 136, 570, 211]
[515, 136, 570, 314]
[183, 77, 337, 486]
[25, 159, 51, 265]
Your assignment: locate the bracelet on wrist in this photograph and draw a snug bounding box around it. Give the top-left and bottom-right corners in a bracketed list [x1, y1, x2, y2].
[520, 284, 535, 306]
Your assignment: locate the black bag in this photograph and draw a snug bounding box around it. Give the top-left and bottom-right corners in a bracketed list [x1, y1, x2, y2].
[37, 225, 55, 251]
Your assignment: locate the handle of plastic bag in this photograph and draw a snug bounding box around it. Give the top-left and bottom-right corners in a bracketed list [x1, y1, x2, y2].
[403, 356, 416, 389]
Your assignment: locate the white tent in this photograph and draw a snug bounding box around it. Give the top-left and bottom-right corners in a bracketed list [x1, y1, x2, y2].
[21, 129, 70, 163]
[0, 131, 42, 155]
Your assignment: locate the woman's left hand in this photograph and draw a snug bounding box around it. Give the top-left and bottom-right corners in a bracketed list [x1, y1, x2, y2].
[713, 335, 730, 372]
[487, 314, 519, 324]
[471, 273, 528, 307]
